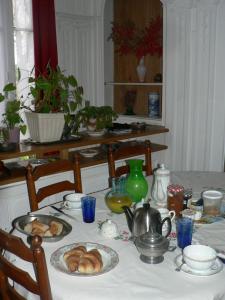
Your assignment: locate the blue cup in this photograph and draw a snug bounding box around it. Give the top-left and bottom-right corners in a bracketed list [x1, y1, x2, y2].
[81, 196, 96, 223]
[176, 217, 193, 249]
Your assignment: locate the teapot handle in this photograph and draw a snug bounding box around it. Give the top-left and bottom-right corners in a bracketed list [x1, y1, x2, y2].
[161, 217, 172, 238]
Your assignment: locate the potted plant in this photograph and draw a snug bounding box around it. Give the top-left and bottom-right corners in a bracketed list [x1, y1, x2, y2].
[23, 65, 84, 143]
[0, 83, 26, 145]
[75, 105, 118, 136]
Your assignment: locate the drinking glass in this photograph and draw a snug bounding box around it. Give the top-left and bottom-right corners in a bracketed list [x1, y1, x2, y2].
[81, 196, 96, 223]
[176, 217, 193, 249]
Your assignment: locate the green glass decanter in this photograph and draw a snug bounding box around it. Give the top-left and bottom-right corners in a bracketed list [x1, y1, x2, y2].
[125, 159, 148, 203]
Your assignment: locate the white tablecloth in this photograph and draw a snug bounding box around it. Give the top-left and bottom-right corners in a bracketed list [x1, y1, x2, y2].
[9, 171, 225, 300]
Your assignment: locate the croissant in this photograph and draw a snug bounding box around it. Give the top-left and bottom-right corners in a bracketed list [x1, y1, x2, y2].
[65, 255, 81, 272]
[80, 250, 103, 273]
[63, 246, 103, 274]
[63, 246, 86, 261]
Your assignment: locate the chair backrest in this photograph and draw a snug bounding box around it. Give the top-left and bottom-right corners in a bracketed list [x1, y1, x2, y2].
[107, 140, 153, 181]
[26, 154, 82, 211]
[0, 229, 52, 300]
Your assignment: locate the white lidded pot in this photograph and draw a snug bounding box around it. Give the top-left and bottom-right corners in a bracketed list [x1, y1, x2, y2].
[151, 164, 170, 207]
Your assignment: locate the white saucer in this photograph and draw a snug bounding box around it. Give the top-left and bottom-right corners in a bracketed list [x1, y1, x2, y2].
[174, 254, 223, 276]
[87, 130, 105, 137]
[79, 149, 99, 158]
[61, 203, 81, 211]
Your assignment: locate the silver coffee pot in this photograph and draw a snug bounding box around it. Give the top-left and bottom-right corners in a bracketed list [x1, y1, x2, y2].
[123, 202, 172, 239]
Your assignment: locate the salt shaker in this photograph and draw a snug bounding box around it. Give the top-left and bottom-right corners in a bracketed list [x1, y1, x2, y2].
[167, 184, 184, 217]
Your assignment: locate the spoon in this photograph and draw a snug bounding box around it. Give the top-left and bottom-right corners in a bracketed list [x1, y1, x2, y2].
[175, 257, 185, 272]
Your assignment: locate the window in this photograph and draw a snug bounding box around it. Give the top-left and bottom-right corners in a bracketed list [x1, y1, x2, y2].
[12, 0, 34, 139]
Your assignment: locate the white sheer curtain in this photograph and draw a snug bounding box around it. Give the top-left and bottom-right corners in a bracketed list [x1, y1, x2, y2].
[0, 0, 33, 139]
[0, 0, 15, 124]
[13, 0, 33, 96]
[12, 0, 34, 140]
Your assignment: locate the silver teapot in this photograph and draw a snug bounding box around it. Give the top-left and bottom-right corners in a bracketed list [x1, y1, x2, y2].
[135, 231, 169, 264]
[122, 202, 171, 239]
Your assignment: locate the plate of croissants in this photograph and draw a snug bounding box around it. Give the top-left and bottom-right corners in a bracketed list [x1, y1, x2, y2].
[13, 214, 72, 242]
[50, 242, 119, 276]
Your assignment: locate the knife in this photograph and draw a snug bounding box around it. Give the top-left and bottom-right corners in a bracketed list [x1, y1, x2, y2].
[50, 205, 78, 221]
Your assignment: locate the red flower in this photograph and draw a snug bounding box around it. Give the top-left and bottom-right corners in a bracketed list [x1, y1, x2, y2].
[108, 16, 162, 59]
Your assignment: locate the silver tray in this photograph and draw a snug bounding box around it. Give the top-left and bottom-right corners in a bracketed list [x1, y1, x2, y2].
[12, 214, 72, 242]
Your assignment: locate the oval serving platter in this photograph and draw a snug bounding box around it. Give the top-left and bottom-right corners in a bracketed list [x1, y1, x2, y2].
[12, 214, 72, 242]
[50, 242, 119, 276]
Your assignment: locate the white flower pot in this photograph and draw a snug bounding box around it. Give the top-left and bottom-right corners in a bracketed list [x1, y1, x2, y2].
[25, 112, 65, 143]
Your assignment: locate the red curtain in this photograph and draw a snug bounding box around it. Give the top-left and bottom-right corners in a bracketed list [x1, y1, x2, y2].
[32, 0, 58, 76]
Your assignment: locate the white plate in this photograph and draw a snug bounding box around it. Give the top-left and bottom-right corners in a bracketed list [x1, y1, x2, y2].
[50, 242, 119, 276]
[87, 130, 105, 137]
[110, 129, 132, 135]
[79, 149, 99, 158]
[174, 254, 223, 276]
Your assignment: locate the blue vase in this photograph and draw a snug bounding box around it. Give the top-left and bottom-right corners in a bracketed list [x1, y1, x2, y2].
[125, 159, 148, 203]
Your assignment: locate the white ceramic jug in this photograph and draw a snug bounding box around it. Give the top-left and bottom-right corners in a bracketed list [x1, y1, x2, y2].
[151, 164, 170, 207]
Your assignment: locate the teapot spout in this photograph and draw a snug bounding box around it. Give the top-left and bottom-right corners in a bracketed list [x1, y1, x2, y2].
[122, 206, 134, 233]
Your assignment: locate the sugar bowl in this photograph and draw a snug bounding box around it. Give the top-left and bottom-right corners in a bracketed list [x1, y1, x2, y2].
[135, 231, 169, 264]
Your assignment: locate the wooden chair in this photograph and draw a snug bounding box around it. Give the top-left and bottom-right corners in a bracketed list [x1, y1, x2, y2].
[26, 153, 82, 211]
[0, 229, 52, 300]
[107, 140, 153, 182]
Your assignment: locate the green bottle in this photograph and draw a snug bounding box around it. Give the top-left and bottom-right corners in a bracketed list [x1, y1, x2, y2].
[125, 159, 148, 203]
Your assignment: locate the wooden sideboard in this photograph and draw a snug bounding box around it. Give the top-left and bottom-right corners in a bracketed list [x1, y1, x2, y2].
[0, 125, 169, 186]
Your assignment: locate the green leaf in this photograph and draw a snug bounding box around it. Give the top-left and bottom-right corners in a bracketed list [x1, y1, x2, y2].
[16, 67, 21, 81]
[0, 93, 4, 102]
[19, 125, 27, 135]
[67, 75, 77, 87]
[69, 102, 77, 112]
[3, 83, 16, 92]
[28, 77, 35, 83]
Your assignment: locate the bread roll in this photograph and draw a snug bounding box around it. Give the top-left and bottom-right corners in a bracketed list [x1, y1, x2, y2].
[44, 229, 53, 237]
[49, 220, 63, 236]
[31, 219, 49, 232]
[24, 223, 32, 234]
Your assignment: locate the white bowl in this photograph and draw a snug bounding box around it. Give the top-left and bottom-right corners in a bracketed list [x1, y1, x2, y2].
[183, 245, 217, 271]
[64, 193, 86, 209]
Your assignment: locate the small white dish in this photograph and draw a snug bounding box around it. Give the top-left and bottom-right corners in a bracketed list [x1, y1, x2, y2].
[87, 130, 105, 137]
[174, 254, 223, 276]
[79, 149, 99, 158]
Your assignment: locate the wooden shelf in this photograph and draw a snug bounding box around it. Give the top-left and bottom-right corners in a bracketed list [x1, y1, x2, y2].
[71, 142, 168, 168]
[0, 125, 169, 161]
[0, 141, 168, 186]
[0, 125, 169, 186]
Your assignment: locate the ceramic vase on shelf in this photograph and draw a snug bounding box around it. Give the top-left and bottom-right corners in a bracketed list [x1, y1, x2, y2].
[136, 56, 146, 82]
[125, 159, 148, 203]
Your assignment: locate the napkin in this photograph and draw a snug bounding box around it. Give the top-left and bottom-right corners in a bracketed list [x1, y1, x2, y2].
[194, 219, 225, 259]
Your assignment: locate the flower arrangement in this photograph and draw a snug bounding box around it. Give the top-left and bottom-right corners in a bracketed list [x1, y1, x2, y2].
[108, 16, 162, 59]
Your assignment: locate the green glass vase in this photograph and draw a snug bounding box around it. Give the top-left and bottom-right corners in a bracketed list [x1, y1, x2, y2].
[125, 159, 148, 203]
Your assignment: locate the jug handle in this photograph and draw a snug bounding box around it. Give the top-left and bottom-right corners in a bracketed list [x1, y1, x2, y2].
[122, 206, 134, 233]
[161, 217, 172, 238]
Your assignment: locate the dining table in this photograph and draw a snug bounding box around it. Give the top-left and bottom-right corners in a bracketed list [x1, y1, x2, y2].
[7, 171, 225, 300]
